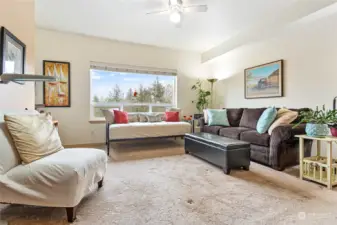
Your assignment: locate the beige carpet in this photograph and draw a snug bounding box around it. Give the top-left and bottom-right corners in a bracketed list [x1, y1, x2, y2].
[2, 140, 337, 224]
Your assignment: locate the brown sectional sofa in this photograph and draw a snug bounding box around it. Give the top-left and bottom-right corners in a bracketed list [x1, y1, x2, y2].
[199, 108, 313, 170]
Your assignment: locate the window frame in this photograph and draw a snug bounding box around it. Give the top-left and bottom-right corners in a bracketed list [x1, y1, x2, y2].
[89, 63, 178, 121]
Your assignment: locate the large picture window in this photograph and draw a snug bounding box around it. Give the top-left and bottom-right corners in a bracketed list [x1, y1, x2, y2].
[90, 63, 177, 120]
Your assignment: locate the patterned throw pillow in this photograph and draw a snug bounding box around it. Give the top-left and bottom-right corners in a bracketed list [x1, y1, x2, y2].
[207, 109, 230, 126]
[146, 114, 163, 122]
[256, 107, 277, 134]
[128, 114, 139, 123]
[138, 114, 148, 122]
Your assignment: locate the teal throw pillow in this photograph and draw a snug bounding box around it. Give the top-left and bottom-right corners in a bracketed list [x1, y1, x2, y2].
[256, 107, 277, 134]
[207, 109, 230, 126]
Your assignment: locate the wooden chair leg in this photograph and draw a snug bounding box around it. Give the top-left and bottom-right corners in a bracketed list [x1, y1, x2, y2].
[98, 178, 104, 189]
[66, 206, 77, 223]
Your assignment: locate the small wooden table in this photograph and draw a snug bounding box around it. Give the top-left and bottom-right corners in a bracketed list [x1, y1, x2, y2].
[296, 135, 337, 189]
[191, 114, 203, 133]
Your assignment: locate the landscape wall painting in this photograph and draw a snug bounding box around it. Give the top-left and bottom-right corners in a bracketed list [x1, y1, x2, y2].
[43, 61, 71, 107]
[244, 60, 283, 99]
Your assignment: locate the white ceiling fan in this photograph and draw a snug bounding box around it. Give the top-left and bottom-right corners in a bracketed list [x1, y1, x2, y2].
[146, 0, 208, 26]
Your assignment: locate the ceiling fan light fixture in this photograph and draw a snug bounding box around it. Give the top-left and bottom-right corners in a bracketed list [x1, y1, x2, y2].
[169, 0, 181, 6]
[170, 10, 181, 23]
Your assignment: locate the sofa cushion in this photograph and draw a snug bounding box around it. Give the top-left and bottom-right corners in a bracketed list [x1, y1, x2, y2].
[268, 109, 298, 135]
[256, 107, 277, 134]
[128, 114, 139, 123]
[219, 127, 252, 139]
[226, 108, 244, 127]
[165, 111, 179, 122]
[203, 125, 224, 135]
[113, 110, 128, 124]
[138, 114, 148, 122]
[239, 108, 266, 129]
[207, 109, 230, 126]
[0, 110, 39, 174]
[109, 122, 191, 140]
[289, 108, 310, 124]
[166, 107, 183, 120]
[4, 114, 64, 164]
[240, 130, 270, 147]
[101, 109, 115, 123]
[147, 114, 163, 122]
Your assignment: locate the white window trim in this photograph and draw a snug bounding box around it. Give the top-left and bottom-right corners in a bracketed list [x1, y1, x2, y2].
[89, 63, 178, 121]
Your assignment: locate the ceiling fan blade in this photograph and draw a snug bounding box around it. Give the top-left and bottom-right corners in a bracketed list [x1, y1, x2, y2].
[146, 9, 169, 15]
[183, 5, 208, 13]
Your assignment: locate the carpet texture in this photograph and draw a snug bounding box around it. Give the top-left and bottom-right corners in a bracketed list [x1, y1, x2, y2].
[2, 154, 337, 224]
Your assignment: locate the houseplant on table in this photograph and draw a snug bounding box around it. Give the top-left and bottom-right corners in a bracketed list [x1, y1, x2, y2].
[328, 110, 337, 137]
[295, 105, 337, 137]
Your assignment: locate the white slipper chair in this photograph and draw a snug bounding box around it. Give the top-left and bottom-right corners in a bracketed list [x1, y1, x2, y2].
[0, 111, 107, 222]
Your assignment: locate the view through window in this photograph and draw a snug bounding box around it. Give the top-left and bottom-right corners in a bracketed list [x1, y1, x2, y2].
[90, 69, 177, 119]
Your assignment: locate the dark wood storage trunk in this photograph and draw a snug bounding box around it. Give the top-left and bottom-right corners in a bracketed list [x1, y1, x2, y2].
[185, 133, 251, 174]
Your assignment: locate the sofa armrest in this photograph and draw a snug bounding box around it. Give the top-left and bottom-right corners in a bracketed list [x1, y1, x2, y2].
[271, 124, 306, 144]
[269, 124, 307, 169]
[198, 117, 206, 132]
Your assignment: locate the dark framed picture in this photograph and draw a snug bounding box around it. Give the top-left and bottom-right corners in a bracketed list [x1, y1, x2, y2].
[244, 60, 283, 99]
[43, 60, 71, 107]
[0, 27, 26, 74]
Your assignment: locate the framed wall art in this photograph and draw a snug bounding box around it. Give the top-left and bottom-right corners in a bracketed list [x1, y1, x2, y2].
[244, 60, 283, 99]
[43, 60, 71, 107]
[0, 27, 26, 74]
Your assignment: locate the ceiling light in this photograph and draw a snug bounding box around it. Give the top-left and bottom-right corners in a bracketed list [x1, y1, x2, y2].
[170, 0, 179, 5]
[170, 11, 181, 23]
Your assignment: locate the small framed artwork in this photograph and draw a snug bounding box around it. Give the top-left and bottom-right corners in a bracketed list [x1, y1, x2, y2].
[0, 27, 26, 74]
[43, 60, 71, 107]
[244, 60, 283, 99]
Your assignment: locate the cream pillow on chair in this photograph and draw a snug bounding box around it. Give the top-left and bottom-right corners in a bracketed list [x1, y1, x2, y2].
[4, 114, 64, 164]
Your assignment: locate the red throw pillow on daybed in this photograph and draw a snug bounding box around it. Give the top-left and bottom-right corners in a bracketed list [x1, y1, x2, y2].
[165, 111, 179, 122]
[113, 110, 128, 124]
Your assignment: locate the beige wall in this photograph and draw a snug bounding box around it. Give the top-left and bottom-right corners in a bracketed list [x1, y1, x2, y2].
[0, 0, 35, 110]
[35, 29, 207, 145]
[207, 13, 337, 110]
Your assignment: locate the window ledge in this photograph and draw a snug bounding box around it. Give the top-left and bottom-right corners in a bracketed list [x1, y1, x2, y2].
[89, 119, 106, 124]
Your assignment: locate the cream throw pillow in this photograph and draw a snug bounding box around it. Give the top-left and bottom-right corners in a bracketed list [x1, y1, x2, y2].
[268, 109, 298, 135]
[4, 114, 64, 163]
[203, 109, 209, 124]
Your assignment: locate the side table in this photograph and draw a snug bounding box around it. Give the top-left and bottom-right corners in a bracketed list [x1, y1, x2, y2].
[191, 113, 203, 133]
[296, 135, 337, 189]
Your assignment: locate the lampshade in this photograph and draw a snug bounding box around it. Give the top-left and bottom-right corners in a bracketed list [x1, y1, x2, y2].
[207, 78, 218, 83]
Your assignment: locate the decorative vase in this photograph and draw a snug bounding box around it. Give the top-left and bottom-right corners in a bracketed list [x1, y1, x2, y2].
[330, 127, 337, 137]
[305, 123, 329, 137]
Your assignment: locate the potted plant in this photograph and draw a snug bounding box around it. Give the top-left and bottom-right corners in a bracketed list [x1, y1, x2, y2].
[191, 79, 211, 113]
[327, 111, 337, 137]
[295, 105, 337, 137]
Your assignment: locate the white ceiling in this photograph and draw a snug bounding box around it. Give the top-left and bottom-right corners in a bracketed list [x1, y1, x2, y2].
[35, 0, 297, 52]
